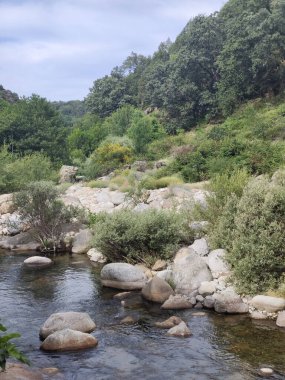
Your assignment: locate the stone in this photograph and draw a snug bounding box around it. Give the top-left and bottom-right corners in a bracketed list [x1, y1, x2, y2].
[208, 249, 230, 279]
[72, 229, 92, 254]
[251, 295, 285, 313]
[214, 290, 249, 314]
[276, 311, 285, 327]
[0, 231, 41, 251]
[0, 193, 13, 215]
[23, 256, 53, 268]
[113, 291, 132, 300]
[161, 294, 193, 310]
[196, 295, 204, 303]
[173, 251, 212, 295]
[173, 247, 194, 263]
[189, 221, 209, 233]
[109, 191, 125, 206]
[0, 363, 43, 380]
[40, 312, 96, 339]
[142, 276, 174, 303]
[87, 248, 107, 264]
[250, 311, 267, 320]
[260, 368, 274, 376]
[155, 316, 182, 329]
[194, 302, 203, 309]
[120, 316, 137, 324]
[166, 321, 191, 337]
[198, 281, 216, 296]
[133, 203, 151, 212]
[190, 238, 209, 256]
[101, 263, 147, 290]
[59, 165, 78, 183]
[192, 312, 206, 317]
[204, 296, 215, 309]
[40, 329, 98, 351]
[156, 269, 173, 283]
[152, 259, 167, 271]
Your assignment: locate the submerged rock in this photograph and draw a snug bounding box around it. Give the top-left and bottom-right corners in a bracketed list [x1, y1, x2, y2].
[0, 363, 43, 380]
[166, 321, 191, 337]
[101, 263, 147, 290]
[40, 311, 96, 339]
[155, 316, 182, 329]
[141, 276, 174, 303]
[40, 328, 98, 351]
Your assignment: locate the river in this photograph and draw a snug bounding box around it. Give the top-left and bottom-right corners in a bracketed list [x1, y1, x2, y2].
[1, 251, 285, 380]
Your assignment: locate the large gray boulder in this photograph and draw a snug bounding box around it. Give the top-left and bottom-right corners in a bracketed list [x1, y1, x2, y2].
[59, 165, 78, 183]
[0, 231, 41, 251]
[40, 329, 98, 351]
[250, 295, 285, 313]
[208, 249, 230, 279]
[24, 256, 53, 268]
[214, 289, 249, 314]
[173, 251, 212, 295]
[101, 263, 147, 290]
[40, 312, 96, 339]
[190, 238, 209, 257]
[142, 276, 174, 303]
[161, 294, 193, 310]
[72, 229, 92, 254]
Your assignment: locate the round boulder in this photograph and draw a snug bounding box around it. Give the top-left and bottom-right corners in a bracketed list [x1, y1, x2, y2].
[40, 329, 98, 351]
[40, 312, 96, 339]
[166, 321, 191, 337]
[101, 263, 147, 290]
[142, 276, 174, 303]
[23, 256, 53, 268]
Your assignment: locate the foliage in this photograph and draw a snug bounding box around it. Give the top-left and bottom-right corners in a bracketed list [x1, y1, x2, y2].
[91, 209, 194, 265]
[0, 149, 56, 194]
[88, 179, 109, 188]
[0, 323, 29, 372]
[208, 171, 285, 294]
[84, 141, 134, 179]
[13, 181, 76, 252]
[140, 175, 184, 190]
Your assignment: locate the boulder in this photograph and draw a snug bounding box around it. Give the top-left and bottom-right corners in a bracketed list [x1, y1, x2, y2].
[152, 259, 167, 271]
[276, 311, 285, 327]
[208, 249, 230, 279]
[173, 251, 212, 295]
[109, 191, 125, 206]
[40, 312, 96, 339]
[190, 238, 209, 256]
[0, 231, 41, 251]
[40, 329, 98, 351]
[214, 290, 249, 314]
[142, 276, 174, 303]
[161, 294, 193, 310]
[101, 263, 147, 290]
[198, 281, 216, 297]
[203, 296, 215, 309]
[59, 165, 78, 183]
[250, 311, 267, 320]
[166, 321, 191, 337]
[0, 363, 43, 380]
[87, 248, 107, 264]
[155, 316, 182, 329]
[72, 229, 92, 254]
[250, 295, 285, 313]
[0, 193, 13, 215]
[156, 269, 173, 283]
[23, 256, 53, 268]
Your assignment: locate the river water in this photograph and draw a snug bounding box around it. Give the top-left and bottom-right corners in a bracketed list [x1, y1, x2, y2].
[1, 251, 285, 380]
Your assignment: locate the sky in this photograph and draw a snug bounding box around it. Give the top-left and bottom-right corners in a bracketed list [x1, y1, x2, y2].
[0, 0, 226, 101]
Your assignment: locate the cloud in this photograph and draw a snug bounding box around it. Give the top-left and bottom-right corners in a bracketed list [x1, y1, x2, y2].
[0, 0, 226, 100]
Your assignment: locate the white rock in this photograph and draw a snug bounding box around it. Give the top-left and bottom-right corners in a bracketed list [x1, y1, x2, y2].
[166, 321, 191, 337]
[101, 263, 147, 290]
[24, 256, 52, 267]
[87, 248, 107, 264]
[198, 281, 216, 296]
[208, 249, 230, 278]
[251, 295, 285, 313]
[190, 238, 209, 256]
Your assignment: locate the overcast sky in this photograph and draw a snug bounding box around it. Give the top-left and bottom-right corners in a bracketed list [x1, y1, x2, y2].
[0, 0, 226, 101]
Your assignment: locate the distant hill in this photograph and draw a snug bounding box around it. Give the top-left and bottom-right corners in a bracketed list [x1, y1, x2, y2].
[0, 85, 19, 103]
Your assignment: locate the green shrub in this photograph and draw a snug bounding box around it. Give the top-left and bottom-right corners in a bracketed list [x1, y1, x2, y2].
[0, 323, 29, 371]
[208, 171, 285, 294]
[91, 209, 194, 265]
[140, 175, 184, 190]
[13, 181, 77, 252]
[88, 180, 109, 188]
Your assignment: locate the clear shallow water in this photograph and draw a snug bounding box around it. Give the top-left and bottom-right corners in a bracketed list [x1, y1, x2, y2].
[1, 251, 285, 380]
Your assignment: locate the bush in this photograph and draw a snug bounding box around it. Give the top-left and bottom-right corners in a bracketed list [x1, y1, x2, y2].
[13, 181, 77, 252]
[140, 175, 184, 190]
[91, 209, 194, 265]
[88, 180, 109, 188]
[0, 323, 29, 371]
[208, 171, 285, 294]
[0, 150, 56, 194]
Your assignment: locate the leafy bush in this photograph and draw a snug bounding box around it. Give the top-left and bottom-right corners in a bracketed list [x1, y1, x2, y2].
[208, 171, 285, 294]
[13, 181, 77, 252]
[88, 180, 109, 188]
[91, 209, 194, 265]
[0, 149, 56, 194]
[0, 323, 29, 371]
